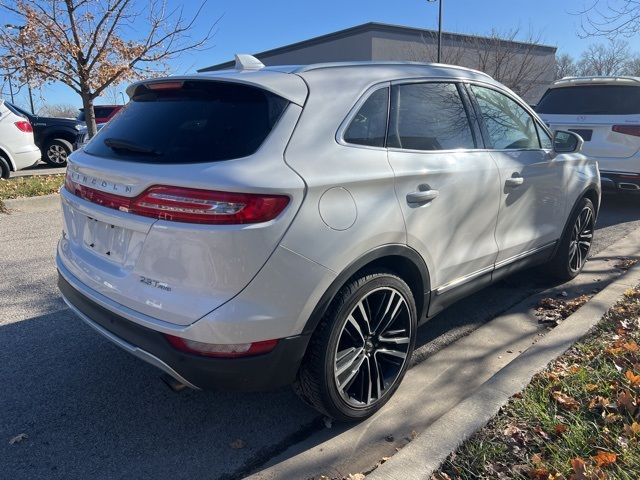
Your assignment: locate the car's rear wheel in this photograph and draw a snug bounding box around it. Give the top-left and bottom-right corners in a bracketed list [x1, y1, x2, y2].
[542, 197, 595, 281]
[42, 138, 72, 166]
[295, 271, 417, 421]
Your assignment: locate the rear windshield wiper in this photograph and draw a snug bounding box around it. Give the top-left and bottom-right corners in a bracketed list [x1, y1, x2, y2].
[104, 137, 162, 156]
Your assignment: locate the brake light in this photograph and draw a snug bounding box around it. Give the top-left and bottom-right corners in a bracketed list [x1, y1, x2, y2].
[14, 121, 33, 133]
[146, 81, 184, 91]
[612, 125, 640, 137]
[65, 173, 289, 224]
[164, 334, 278, 358]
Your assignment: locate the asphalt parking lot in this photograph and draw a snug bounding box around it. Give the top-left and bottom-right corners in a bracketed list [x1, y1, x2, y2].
[1, 193, 639, 480]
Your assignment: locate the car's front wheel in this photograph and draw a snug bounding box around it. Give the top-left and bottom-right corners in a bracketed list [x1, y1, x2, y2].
[42, 138, 72, 166]
[542, 197, 595, 281]
[295, 271, 417, 421]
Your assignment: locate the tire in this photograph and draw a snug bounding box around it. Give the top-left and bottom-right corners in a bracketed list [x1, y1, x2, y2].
[294, 270, 417, 421]
[542, 197, 595, 281]
[42, 138, 72, 166]
[0, 154, 9, 179]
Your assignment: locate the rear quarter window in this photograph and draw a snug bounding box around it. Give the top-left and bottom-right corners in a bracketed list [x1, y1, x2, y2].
[536, 85, 640, 115]
[85, 81, 288, 163]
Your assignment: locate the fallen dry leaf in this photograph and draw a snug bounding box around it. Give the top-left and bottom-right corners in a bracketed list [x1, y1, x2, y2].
[592, 451, 617, 467]
[585, 383, 598, 392]
[623, 422, 640, 436]
[531, 453, 543, 465]
[8, 433, 27, 445]
[229, 439, 245, 449]
[617, 390, 637, 415]
[346, 474, 365, 480]
[625, 370, 640, 387]
[554, 423, 568, 435]
[588, 396, 611, 412]
[553, 391, 581, 411]
[528, 467, 550, 480]
[622, 341, 639, 353]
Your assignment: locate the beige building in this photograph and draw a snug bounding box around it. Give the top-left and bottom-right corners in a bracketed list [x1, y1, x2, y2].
[200, 22, 557, 103]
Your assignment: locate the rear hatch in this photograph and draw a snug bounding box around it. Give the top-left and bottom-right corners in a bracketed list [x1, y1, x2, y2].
[536, 84, 640, 159]
[58, 76, 306, 326]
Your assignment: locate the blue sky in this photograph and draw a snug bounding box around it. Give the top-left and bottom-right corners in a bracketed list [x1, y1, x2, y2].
[2, 0, 622, 111]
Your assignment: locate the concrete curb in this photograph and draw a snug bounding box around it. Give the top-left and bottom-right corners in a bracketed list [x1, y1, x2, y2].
[2, 193, 60, 213]
[12, 166, 66, 178]
[367, 263, 640, 480]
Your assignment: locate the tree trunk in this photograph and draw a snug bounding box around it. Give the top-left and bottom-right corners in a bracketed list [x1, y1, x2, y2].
[81, 91, 97, 138]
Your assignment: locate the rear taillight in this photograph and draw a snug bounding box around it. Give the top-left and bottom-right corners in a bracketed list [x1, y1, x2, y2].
[14, 121, 33, 133]
[612, 125, 640, 137]
[65, 172, 289, 224]
[164, 334, 278, 358]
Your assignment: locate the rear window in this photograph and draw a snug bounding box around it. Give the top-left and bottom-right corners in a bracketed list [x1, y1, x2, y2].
[536, 85, 640, 115]
[85, 80, 289, 163]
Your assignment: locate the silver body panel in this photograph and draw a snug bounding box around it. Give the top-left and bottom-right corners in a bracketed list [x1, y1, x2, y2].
[57, 61, 599, 355]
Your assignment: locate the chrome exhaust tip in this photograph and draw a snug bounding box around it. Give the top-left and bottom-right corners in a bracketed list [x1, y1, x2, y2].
[161, 373, 189, 393]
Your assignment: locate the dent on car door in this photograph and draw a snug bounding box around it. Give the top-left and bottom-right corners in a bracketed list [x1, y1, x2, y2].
[468, 84, 564, 265]
[386, 81, 501, 303]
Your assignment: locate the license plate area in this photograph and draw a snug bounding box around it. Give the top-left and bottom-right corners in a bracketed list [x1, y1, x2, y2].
[569, 129, 593, 141]
[82, 216, 131, 263]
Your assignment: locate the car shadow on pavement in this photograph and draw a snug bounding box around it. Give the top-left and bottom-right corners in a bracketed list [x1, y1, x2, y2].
[3, 194, 640, 480]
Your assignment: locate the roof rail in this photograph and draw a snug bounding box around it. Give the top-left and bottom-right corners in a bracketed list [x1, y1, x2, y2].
[553, 76, 640, 85]
[294, 60, 492, 78]
[234, 54, 265, 71]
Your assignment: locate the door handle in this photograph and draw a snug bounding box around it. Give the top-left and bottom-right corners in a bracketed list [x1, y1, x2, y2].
[505, 176, 524, 187]
[406, 189, 439, 205]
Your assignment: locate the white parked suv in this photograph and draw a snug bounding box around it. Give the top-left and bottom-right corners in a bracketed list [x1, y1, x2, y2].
[536, 76, 640, 193]
[57, 56, 600, 420]
[0, 99, 41, 178]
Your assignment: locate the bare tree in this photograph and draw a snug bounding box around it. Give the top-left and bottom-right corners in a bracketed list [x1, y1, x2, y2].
[38, 103, 78, 118]
[577, 40, 632, 75]
[626, 56, 640, 75]
[0, 0, 218, 137]
[555, 53, 578, 79]
[406, 32, 467, 65]
[579, 0, 640, 38]
[469, 28, 552, 98]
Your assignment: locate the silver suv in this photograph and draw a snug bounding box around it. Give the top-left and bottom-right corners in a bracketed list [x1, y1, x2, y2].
[57, 56, 600, 421]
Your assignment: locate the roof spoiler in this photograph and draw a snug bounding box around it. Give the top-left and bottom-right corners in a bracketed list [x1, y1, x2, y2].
[234, 54, 265, 71]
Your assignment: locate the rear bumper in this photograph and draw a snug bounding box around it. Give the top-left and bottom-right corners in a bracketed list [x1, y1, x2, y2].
[58, 273, 311, 391]
[600, 171, 640, 194]
[12, 145, 41, 171]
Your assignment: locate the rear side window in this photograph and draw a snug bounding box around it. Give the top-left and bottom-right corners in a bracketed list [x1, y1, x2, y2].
[85, 81, 288, 163]
[536, 85, 640, 115]
[388, 82, 475, 151]
[343, 87, 389, 147]
[471, 85, 540, 150]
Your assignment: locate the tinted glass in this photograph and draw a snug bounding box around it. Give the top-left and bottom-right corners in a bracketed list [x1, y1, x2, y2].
[471, 85, 540, 150]
[536, 85, 640, 115]
[344, 88, 388, 147]
[537, 123, 553, 149]
[5, 102, 29, 119]
[85, 81, 288, 163]
[388, 83, 474, 151]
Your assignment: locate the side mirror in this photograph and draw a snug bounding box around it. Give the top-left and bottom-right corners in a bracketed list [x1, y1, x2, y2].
[553, 130, 583, 154]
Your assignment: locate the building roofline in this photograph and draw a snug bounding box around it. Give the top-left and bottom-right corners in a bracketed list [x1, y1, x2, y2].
[199, 21, 557, 72]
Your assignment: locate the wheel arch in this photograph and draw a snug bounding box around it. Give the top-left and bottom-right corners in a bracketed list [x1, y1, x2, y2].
[301, 244, 431, 337]
[41, 130, 77, 148]
[0, 146, 16, 172]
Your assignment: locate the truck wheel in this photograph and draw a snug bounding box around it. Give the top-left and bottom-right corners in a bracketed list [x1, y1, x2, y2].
[43, 138, 72, 166]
